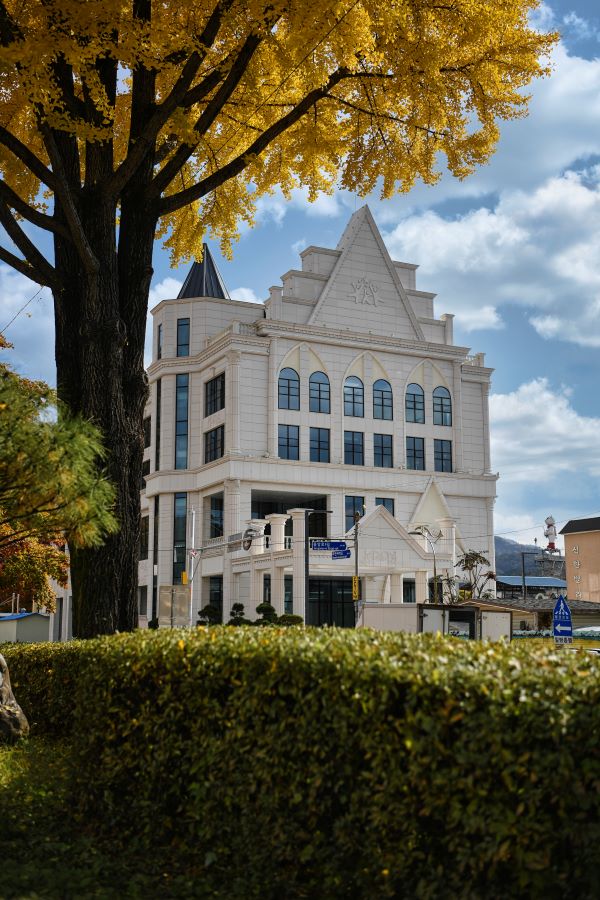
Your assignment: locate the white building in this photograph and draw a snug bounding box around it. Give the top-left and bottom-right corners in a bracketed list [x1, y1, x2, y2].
[139, 206, 497, 627]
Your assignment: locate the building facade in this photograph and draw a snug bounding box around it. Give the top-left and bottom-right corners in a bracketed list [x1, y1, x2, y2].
[560, 517, 600, 603]
[139, 206, 497, 626]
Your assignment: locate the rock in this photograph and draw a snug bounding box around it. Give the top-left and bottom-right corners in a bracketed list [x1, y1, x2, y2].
[0, 654, 29, 743]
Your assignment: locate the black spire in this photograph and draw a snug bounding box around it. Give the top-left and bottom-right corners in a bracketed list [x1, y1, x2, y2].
[177, 244, 230, 300]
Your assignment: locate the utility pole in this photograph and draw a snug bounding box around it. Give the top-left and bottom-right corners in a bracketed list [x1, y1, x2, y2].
[353, 510, 360, 623]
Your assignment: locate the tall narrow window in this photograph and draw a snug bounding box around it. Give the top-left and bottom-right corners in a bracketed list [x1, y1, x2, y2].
[309, 371, 330, 413]
[141, 459, 150, 490]
[344, 430, 364, 465]
[374, 433, 393, 468]
[406, 436, 425, 470]
[155, 379, 162, 470]
[310, 427, 330, 462]
[204, 425, 224, 463]
[345, 496, 364, 533]
[344, 376, 364, 417]
[278, 367, 300, 410]
[138, 586, 148, 617]
[376, 498, 395, 516]
[373, 379, 393, 420]
[143, 416, 151, 448]
[209, 576, 223, 622]
[434, 439, 453, 472]
[152, 496, 159, 621]
[176, 317, 190, 357]
[175, 374, 189, 469]
[205, 373, 225, 416]
[139, 516, 149, 559]
[278, 424, 299, 460]
[209, 494, 224, 538]
[157, 323, 163, 360]
[173, 492, 187, 585]
[284, 574, 293, 615]
[433, 386, 452, 426]
[405, 383, 425, 423]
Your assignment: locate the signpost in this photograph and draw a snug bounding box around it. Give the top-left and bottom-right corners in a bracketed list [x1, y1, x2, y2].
[352, 575, 360, 601]
[332, 549, 351, 559]
[311, 540, 347, 551]
[553, 595, 573, 645]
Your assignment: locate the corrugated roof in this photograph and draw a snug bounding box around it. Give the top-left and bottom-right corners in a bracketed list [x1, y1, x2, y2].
[177, 244, 230, 300]
[465, 596, 600, 613]
[560, 517, 600, 535]
[496, 576, 567, 588]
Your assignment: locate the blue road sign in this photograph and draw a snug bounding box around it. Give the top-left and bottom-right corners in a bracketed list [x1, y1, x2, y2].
[311, 540, 347, 551]
[553, 595, 573, 644]
[332, 549, 351, 559]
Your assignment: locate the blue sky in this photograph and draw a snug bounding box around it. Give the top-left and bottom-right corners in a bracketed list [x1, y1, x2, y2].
[2, 1, 600, 549]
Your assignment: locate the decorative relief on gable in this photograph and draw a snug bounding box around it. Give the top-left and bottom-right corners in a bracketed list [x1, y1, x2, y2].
[351, 278, 384, 306]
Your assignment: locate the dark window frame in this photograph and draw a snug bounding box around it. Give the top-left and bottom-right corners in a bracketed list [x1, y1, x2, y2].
[176, 317, 190, 357]
[278, 367, 300, 410]
[205, 372, 225, 417]
[375, 497, 395, 516]
[406, 436, 425, 470]
[344, 430, 364, 466]
[139, 516, 149, 559]
[143, 416, 151, 449]
[373, 379, 393, 420]
[405, 383, 425, 424]
[374, 433, 393, 468]
[433, 386, 452, 426]
[175, 373, 189, 469]
[157, 323, 163, 360]
[173, 492, 187, 585]
[345, 495, 365, 533]
[309, 371, 330, 413]
[434, 438, 453, 472]
[210, 494, 224, 538]
[278, 424, 300, 460]
[344, 376, 364, 417]
[204, 425, 225, 463]
[310, 426, 330, 462]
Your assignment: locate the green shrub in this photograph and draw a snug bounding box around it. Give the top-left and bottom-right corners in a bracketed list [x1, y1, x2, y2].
[4, 630, 600, 899]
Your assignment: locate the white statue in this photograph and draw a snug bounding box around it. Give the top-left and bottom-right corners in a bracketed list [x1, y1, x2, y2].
[544, 515, 557, 551]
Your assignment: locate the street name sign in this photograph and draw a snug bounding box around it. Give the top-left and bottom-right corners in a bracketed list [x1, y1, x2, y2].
[332, 549, 351, 559]
[311, 540, 347, 551]
[553, 595, 573, 645]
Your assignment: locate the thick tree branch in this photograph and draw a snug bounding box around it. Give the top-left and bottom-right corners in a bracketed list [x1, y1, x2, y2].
[158, 68, 352, 215]
[0, 200, 61, 290]
[40, 125, 99, 276]
[0, 243, 52, 286]
[0, 126, 57, 192]
[106, 0, 234, 199]
[150, 31, 264, 198]
[0, 179, 70, 239]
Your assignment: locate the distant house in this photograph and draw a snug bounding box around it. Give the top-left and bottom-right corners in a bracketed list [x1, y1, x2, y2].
[0, 612, 51, 642]
[460, 596, 600, 633]
[560, 517, 600, 603]
[495, 575, 567, 601]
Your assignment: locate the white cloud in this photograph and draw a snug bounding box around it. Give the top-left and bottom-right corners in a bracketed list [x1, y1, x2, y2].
[230, 287, 260, 302]
[490, 378, 600, 484]
[149, 277, 182, 306]
[382, 166, 600, 347]
[292, 238, 307, 255]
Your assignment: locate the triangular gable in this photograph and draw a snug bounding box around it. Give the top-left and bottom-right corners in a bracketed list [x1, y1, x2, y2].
[345, 504, 454, 568]
[409, 478, 466, 553]
[308, 206, 425, 341]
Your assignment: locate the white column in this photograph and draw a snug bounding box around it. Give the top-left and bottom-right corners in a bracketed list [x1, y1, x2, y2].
[288, 508, 307, 619]
[452, 360, 463, 471]
[267, 337, 278, 457]
[415, 570, 428, 604]
[224, 478, 241, 537]
[482, 381, 491, 474]
[228, 350, 241, 454]
[265, 513, 289, 551]
[248, 519, 266, 555]
[390, 573, 403, 603]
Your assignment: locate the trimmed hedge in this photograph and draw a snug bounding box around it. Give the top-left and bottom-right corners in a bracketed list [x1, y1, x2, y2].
[3, 629, 600, 899]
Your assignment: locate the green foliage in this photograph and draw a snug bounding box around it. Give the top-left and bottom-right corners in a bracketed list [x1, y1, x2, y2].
[457, 549, 497, 599]
[227, 602, 253, 626]
[197, 603, 222, 626]
[4, 630, 600, 898]
[0, 352, 117, 553]
[276, 613, 304, 627]
[254, 601, 278, 625]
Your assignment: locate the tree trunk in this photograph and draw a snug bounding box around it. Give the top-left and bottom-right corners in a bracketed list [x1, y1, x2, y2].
[53, 192, 155, 638]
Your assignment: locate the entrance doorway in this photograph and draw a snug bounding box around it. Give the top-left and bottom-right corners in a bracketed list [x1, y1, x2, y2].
[308, 577, 355, 628]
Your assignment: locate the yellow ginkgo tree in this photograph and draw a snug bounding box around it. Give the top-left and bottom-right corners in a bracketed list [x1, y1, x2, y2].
[0, 0, 556, 636]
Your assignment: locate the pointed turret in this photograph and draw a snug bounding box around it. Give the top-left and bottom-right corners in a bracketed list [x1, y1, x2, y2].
[177, 244, 230, 300]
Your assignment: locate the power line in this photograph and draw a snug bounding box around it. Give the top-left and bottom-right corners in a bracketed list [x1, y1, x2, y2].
[0, 286, 44, 335]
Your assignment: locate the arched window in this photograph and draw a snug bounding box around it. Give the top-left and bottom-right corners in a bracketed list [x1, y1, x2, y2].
[344, 376, 364, 417]
[278, 367, 300, 410]
[405, 383, 425, 423]
[433, 386, 452, 426]
[373, 379, 393, 420]
[309, 371, 330, 413]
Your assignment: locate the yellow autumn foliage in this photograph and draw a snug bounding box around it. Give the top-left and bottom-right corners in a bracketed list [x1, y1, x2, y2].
[0, 0, 556, 263]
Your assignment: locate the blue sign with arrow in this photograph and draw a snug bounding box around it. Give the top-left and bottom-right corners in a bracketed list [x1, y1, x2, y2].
[332, 549, 351, 559]
[553, 595, 573, 645]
